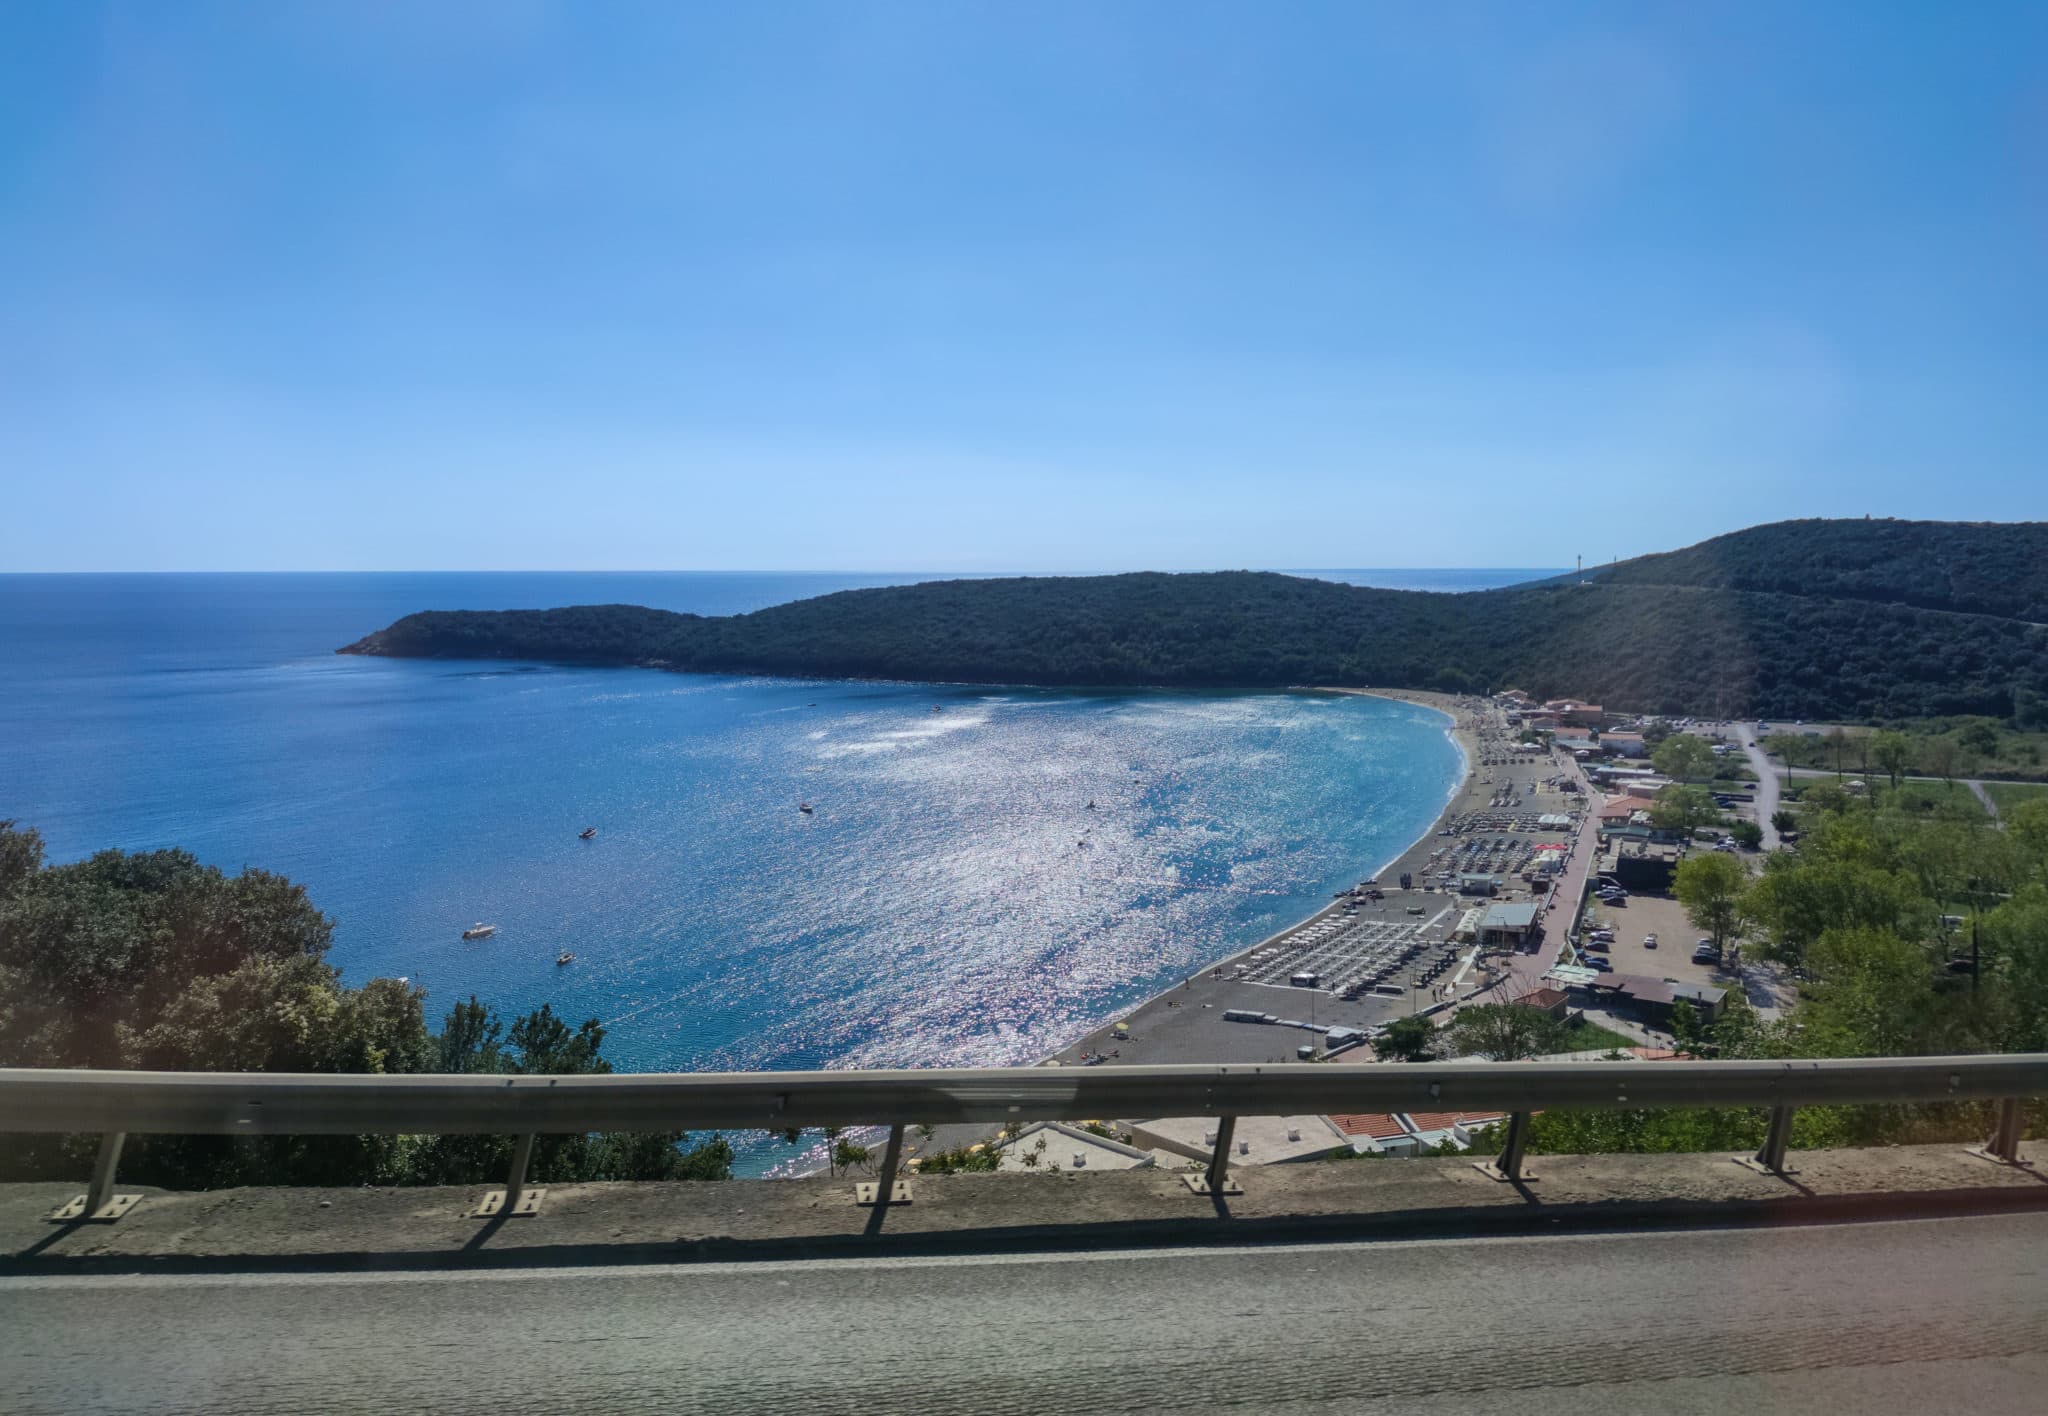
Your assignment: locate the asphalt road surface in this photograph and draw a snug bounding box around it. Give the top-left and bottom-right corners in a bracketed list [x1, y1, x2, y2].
[6, 1213, 2047, 1415]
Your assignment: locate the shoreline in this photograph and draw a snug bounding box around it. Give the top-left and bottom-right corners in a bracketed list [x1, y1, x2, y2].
[1029, 688, 1499, 1070]
[783, 689, 1487, 1176]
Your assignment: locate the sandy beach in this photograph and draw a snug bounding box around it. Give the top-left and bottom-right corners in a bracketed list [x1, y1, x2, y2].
[1033, 687, 1579, 1070]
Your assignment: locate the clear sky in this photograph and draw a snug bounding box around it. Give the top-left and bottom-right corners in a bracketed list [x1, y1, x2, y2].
[4, 1, 2045, 573]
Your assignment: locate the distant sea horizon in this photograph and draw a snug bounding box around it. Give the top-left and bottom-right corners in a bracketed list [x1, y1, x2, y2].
[0, 570, 1505, 1172]
[0, 567, 1565, 596]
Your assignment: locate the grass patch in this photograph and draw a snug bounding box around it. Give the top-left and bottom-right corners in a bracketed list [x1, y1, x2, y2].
[1985, 781, 2048, 811]
[1557, 1018, 1638, 1053]
[1871, 781, 1990, 818]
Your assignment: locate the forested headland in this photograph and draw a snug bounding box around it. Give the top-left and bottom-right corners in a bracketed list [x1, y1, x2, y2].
[341, 518, 2048, 723]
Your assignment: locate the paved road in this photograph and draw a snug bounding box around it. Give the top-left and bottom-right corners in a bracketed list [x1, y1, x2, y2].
[8, 1212, 2046, 1414]
[1730, 722, 1783, 850]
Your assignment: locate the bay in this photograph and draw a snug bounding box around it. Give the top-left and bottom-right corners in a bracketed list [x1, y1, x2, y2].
[0, 571, 1481, 1171]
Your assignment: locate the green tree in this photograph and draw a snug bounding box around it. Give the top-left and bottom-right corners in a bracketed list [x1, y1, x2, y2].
[1770, 809, 1798, 836]
[1958, 721, 2000, 756]
[2009, 799, 2048, 881]
[1652, 734, 1717, 784]
[1745, 835, 1924, 965]
[1373, 1014, 1437, 1063]
[1801, 781, 1852, 816]
[436, 995, 507, 1074]
[0, 819, 42, 898]
[0, 824, 728, 1189]
[1674, 851, 1750, 949]
[1444, 1003, 1568, 1061]
[834, 1137, 873, 1175]
[1651, 785, 1720, 838]
[1922, 737, 1960, 794]
[1669, 1000, 1709, 1054]
[1870, 731, 1912, 790]
[1824, 727, 1850, 779]
[1728, 819, 1763, 850]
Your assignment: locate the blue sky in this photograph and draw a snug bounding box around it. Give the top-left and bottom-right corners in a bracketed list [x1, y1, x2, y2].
[4, 1, 2045, 572]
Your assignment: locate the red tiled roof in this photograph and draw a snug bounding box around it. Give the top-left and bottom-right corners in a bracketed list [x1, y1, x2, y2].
[1329, 1112, 1408, 1139]
[1518, 987, 1569, 1010]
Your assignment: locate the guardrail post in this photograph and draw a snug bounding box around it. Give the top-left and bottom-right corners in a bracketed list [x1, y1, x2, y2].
[48, 1132, 142, 1222]
[1969, 1098, 2033, 1168]
[856, 1123, 912, 1206]
[1475, 1110, 1535, 1183]
[1737, 1104, 1797, 1176]
[472, 1133, 545, 1218]
[1183, 1115, 1242, 1195]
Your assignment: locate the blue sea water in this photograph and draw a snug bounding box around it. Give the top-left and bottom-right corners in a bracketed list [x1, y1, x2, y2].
[1, 571, 1475, 1170]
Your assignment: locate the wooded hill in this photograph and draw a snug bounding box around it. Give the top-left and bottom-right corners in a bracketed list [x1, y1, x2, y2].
[340, 518, 2048, 723]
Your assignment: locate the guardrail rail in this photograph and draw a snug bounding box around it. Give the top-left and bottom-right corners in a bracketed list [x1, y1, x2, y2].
[4, 1054, 2042, 1220]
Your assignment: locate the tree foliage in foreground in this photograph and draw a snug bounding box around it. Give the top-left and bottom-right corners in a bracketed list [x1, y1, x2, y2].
[1443, 1004, 1568, 1062]
[0, 822, 730, 1188]
[1372, 1014, 1438, 1063]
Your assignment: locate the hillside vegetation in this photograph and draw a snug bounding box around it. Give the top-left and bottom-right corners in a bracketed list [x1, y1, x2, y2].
[341, 519, 2048, 722]
[1579, 517, 2048, 623]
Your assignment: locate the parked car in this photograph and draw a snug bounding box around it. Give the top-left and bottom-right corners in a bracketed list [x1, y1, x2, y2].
[1586, 956, 1614, 972]
[1643, 933, 1659, 949]
[1585, 937, 1611, 953]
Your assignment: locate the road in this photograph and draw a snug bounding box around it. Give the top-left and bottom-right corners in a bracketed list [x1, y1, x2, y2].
[9, 1212, 2046, 1414]
[1729, 722, 1783, 849]
[1492, 745, 1598, 995]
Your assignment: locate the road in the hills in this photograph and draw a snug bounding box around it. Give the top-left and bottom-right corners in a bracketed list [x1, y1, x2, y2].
[6, 1212, 2047, 1415]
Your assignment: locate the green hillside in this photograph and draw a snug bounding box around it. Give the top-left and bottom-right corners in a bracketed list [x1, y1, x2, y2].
[1579, 517, 2048, 623]
[341, 520, 2048, 722]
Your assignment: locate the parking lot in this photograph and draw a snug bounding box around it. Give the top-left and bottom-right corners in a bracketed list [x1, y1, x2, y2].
[1579, 886, 1739, 991]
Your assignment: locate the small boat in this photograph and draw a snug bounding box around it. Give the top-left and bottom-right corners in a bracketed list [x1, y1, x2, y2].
[462, 923, 497, 940]
[798, 802, 814, 814]
[556, 951, 575, 966]
[579, 827, 597, 840]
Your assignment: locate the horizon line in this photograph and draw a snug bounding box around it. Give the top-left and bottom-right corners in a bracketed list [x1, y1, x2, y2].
[0, 565, 1572, 578]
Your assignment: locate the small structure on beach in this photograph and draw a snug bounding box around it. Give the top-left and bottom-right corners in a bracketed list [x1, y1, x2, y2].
[1478, 901, 1540, 947]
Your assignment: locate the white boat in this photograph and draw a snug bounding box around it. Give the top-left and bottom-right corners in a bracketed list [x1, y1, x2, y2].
[556, 951, 575, 966]
[461, 923, 497, 940]
[798, 802, 814, 814]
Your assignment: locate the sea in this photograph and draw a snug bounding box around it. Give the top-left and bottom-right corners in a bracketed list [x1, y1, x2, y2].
[0, 568, 1555, 1171]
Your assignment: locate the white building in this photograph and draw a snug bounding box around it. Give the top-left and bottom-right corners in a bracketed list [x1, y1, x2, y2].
[994, 1121, 1156, 1173]
[1127, 1115, 1351, 1166]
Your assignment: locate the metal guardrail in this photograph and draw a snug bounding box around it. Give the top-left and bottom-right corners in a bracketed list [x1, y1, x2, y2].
[5, 1054, 2043, 1220]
